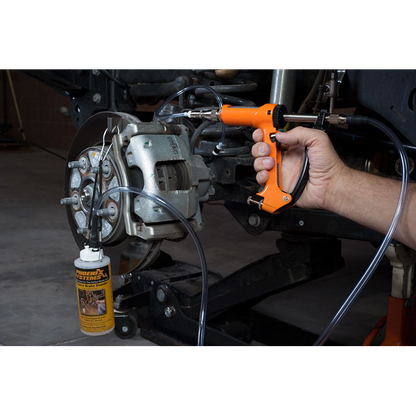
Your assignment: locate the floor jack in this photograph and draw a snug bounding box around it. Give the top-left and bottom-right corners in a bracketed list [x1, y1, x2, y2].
[112, 234, 345, 346]
[363, 243, 416, 346]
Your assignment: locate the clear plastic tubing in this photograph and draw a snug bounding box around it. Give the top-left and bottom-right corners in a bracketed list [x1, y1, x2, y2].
[154, 84, 227, 151]
[314, 117, 410, 346]
[93, 186, 209, 346]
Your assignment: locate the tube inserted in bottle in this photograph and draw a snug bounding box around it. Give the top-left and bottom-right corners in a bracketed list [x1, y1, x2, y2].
[93, 185, 209, 346]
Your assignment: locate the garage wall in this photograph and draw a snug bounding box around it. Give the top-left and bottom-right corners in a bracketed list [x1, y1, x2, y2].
[0, 70, 77, 151]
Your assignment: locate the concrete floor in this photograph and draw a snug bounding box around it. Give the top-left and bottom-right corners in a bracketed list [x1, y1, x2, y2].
[0, 144, 394, 346]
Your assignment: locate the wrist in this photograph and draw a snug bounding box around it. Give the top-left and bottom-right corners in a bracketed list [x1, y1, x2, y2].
[322, 164, 356, 214]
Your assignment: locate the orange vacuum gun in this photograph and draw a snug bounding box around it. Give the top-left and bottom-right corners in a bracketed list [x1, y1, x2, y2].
[187, 104, 309, 214]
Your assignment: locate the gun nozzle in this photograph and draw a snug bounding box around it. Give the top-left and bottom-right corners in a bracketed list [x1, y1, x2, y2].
[186, 109, 220, 122]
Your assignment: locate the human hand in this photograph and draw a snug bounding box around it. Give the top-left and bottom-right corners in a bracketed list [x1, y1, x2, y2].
[251, 126, 347, 210]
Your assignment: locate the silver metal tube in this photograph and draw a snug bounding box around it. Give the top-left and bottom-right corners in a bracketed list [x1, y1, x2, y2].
[269, 70, 297, 112]
[283, 113, 347, 125]
[283, 114, 318, 123]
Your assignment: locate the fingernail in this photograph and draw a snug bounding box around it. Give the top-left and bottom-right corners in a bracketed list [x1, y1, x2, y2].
[262, 158, 272, 167]
[258, 144, 266, 154]
[275, 132, 284, 140]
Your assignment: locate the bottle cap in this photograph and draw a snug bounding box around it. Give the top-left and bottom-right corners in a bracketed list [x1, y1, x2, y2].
[80, 245, 103, 262]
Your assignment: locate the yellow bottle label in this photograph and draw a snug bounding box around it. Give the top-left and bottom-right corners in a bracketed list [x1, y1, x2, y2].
[75, 264, 115, 334]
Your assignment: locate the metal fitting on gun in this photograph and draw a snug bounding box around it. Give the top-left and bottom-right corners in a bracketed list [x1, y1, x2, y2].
[185, 109, 220, 122]
[326, 114, 347, 125]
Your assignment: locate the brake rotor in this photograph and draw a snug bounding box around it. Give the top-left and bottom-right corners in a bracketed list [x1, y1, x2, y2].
[64, 112, 162, 277]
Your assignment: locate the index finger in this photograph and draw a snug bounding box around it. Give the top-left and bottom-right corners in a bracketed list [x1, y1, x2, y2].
[252, 129, 263, 142]
[252, 127, 290, 151]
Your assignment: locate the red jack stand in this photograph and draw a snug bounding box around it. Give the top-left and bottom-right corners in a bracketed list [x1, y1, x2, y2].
[381, 295, 416, 346]
[363, 243, 416, 346]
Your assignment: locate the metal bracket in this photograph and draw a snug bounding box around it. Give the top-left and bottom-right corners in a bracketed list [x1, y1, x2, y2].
[385, 243, 415, 299]
[313, 110, 328, 130]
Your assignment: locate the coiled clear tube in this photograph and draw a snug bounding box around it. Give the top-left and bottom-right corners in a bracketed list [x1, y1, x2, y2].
[154, 84, 227, 152]
[154, 84, 224, 119]
[313, 117, 410, 346]
[93, 185, 209, 346]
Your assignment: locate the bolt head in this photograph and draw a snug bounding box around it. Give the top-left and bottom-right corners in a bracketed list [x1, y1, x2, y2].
[164, 306, 176, 318]
[156, 287, 168, 303]
[248, 214, 261, 227]
[92, 93, 101, 104]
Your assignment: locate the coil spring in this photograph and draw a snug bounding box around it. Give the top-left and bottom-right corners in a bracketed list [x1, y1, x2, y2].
[194, 70, 258, 107]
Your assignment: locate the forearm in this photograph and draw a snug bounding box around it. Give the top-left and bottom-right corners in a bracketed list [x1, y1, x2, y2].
[325, 167, 416, 250]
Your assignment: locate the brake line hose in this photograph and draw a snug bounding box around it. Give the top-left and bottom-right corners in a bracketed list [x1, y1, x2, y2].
[314, 116, 410, 346]
[93, 186, 209, 346]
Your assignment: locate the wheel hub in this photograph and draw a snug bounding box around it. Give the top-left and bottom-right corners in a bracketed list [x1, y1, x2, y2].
[64, 112, 162, 279]
[69, 145, 124, 243]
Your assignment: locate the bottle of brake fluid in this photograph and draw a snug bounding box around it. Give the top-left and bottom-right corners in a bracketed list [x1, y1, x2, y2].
[74, 246, 115, 336]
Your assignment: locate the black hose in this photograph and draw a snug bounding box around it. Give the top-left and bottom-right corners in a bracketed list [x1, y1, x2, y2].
[190, 120, 212, 153]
